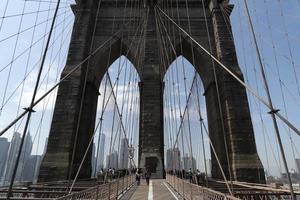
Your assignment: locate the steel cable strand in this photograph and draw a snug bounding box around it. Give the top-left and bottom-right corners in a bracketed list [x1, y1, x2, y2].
[18, 0, 60, 180]
[68, 0, 141, 182]
[0, 12, 73, 73]
[2, 13, 145, 190]
[0, 6, 68, 20]
[101, 0, 118, 181]
[156, 6, 187, 178]
[156, 5, 300, 139]
[109, 0, 130, 168]
[270, 0, 299, 162]
[0, 1, 28, 117]
[94, 0, 143, 175]
[106, 0, 143, 177]
[154, 7, 179, 167]
[0, 10, 72, 44]
[93, 75, 109, 178]
[234, 1, 272, 176]
[11, 1, 70, 135]
[165, 0, 182, 161]
[109, 0, 138, 173]
[0, 22, 73, 112]
[67, 0, 105, 185]
[256, 0, 293, 174]
[98, 8, 143, 175]
[243, 1, 295, 198]
[155, 6, 198, 181]
[195, 76, 209, 187]
[0, 16, 145, 138]
[69, 49, 142, 189]
[6, 0, 61, 198]
[156, 4, 245, 195]
[0, 0, 10, 31]
[183, 0, 199, 172]
[155, 28, 173, 155]
[129, 26, 148, 167]
[123, 69, 138, 149]
[23, 1, 71, 181]
[199, 0, 235, 188]
[6, 0, 56, 185]
[245, 0, 286, 176]
[248, 32, 284, 173]
[273, 1, 300, 96]
[68, 109, 107, 193]
[12, 0, 52, 130]
[173, 0, 187, 171]
[1, 0, 44, 115]
[230, 0, 300, 74]
[155, 5, 186, 181]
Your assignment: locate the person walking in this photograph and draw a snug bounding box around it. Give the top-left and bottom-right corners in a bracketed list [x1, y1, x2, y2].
[145, 170, 151, 186]
[136, 169, 141, 185]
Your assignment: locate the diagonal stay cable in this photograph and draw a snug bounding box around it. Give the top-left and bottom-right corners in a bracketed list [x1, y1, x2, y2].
[0, 20, 136, 137]
[0, 9, 70, 44]
[0, 18, 73, 112]
[0, 6, 68, 19]
[155, 5, 300, 138]
[69, 21, 146, 185]
[6, 0, 61, 198]
[0, 12, 73, 73]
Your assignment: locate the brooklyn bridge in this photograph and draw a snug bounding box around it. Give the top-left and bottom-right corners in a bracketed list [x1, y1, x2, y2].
[0, 0, 300, 199]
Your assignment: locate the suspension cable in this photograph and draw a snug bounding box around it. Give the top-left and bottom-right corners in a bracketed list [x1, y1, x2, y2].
[155, 5, 300, 138]
[243, 0, 295, 198]
[6, 0, 61, 198]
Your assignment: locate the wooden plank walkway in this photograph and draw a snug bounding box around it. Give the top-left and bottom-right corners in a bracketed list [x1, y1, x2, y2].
[120, 179, 182, 200]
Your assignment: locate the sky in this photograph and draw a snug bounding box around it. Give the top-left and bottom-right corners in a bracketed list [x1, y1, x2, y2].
[0, 0, 300, 178]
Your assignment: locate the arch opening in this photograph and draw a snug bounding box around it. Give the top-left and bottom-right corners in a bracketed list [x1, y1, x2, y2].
[163, 55, 211, 177]
[91, 55, 140, 177]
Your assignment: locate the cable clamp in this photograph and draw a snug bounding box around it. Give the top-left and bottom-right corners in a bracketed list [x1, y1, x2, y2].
[268, 109, 280, 114]
[23, 107, 36, 113]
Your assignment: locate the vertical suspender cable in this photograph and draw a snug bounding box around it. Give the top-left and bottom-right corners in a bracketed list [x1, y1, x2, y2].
[6, 0, 61, 198]
[195, 78, 208, 186]
[200, 0, 233, 188]
[67, 0, 103, 185]
[243, 1, 295, 199]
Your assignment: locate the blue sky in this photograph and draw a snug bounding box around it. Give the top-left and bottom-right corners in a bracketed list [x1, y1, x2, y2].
[0, 0, 300, 177]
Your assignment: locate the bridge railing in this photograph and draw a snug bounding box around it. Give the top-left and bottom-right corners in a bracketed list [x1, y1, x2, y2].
[166, 174, 240, 200]
[55, 174, 135, 200]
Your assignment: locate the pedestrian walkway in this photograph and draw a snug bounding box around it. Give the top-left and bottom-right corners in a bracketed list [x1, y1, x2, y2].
[120, 179, 182, 200]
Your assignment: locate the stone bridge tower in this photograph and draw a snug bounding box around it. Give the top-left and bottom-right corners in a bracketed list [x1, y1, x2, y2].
[39, 0, 265, 182]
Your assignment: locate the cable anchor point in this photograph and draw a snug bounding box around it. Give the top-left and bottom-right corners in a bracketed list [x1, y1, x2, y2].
[23, 107, 36, 113]
[268, 109, 280, 114]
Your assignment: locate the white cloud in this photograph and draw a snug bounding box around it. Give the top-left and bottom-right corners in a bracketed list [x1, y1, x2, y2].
[13, 62, 60, 112]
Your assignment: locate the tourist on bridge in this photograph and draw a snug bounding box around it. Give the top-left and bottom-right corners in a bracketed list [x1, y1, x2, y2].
[97, 168, 104, 184]
[188, 168, 193, 183]
[145, 169, 151, 186]
[136, 168, 142, 185]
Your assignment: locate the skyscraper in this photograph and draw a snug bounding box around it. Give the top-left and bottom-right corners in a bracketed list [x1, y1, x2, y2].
[97, 134, 105, 171]
[119, 138, 129, 169]
[91, 142, 96, 176]
[0, 138, 10, 182]
[4, 132, 33, 182]
[4, 132, 21, 182]
[295, 158, 300, 174]
[183, 154, 197, 171]
[106, 151, 118, 169]
[23, 155, 42, 183]
[166, 148, 181, 171]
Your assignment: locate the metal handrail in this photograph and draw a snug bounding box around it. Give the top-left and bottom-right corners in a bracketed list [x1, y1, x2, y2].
[55, 175, 135, 200]
[166, 174, 240, 200]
